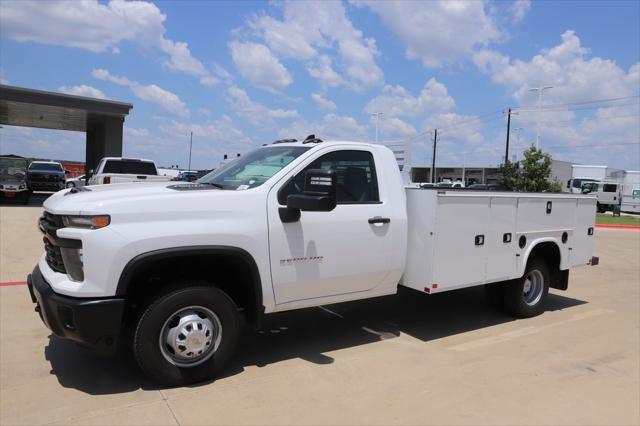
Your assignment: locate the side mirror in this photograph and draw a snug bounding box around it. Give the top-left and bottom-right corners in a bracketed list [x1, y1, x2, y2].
[280, 169, 337, 223]
[64, 169, 70, 174]
[287, 169, 337, 212]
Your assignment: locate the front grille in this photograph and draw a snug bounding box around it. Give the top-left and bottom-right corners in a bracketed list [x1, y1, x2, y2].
[44, 237, 66, 273]
[39, 212, 66, 273]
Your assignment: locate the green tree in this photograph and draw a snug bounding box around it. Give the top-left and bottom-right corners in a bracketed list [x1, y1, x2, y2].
[498, 146, 558, 192]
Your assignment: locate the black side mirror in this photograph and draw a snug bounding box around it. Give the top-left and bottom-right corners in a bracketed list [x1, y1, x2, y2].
[280, 169, 337, 222]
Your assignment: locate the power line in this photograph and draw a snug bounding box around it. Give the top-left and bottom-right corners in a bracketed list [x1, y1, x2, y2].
[514, 95, 640, 111]
[545, 142, 640, 149]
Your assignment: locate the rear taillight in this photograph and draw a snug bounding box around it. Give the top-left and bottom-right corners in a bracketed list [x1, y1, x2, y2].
[103, 176, 111, 184]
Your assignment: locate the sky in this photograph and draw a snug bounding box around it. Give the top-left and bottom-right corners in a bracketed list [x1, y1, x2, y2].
[0, 0, 638, 171]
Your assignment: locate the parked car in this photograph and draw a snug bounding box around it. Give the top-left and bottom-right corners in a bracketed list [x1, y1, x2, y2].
[88, 157, 172, 185]
[436, 181, 464, 188]
[0, 156, 30, 203]
[467, 183, 509, 191]
[173, 171, 198, 182]
[27, 161, 66, 192]
[28, 138, 599, 386]
[65, 174, 87, 188]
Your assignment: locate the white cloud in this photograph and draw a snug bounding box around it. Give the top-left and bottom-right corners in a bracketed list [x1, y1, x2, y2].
[278, 113, 368, 141]
[226, 85, 298, 127]
[311, 93, 337, 112]
[306, 55, 346, 88]
[510, 0, 532, 24]
[246, 1, 383, 90]
[58, 84, 109, 99]
[229, 41, 292, 92]
[92, 68, 189, 117]
[0, 0, 216, 85]
[356, 1, 500, 67]
[473, 31, 639, 104]
[365, 78, 455, 117]
[472, 31, 640, 169]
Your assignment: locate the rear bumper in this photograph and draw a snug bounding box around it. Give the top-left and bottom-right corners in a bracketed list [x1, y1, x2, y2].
[27, 265, 125, 354]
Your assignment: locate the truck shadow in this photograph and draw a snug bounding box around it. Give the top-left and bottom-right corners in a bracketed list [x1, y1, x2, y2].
[0, 192, 50, 207]
[44, 287, 586, 395]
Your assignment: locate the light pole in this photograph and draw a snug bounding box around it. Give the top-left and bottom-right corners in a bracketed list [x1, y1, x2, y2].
[529, 85, 553, 150]
[511, 127, 523, 162]
[188, 131, 193, 172]
[371, 112, 383, 143]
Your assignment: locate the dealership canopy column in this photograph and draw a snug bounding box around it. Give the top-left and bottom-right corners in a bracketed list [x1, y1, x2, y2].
[0, 84, 133, 172]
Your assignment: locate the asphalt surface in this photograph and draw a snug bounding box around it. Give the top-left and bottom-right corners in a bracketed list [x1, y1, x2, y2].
[0, 203, 638, 425]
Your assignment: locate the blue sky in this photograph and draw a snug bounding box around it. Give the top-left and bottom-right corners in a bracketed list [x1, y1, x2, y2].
[1, 0, 638, 171]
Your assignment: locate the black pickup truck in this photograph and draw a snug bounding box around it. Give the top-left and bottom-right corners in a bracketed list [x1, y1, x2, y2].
[27, 161, 66, 192]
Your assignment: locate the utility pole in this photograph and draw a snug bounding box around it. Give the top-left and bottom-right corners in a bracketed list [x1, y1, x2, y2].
[371, 112, 383, 143]
[505, 108, 512, 164]
[430, 129, 438, 183]
[188, 131, 193, 172]
[529, 85, 553, 150]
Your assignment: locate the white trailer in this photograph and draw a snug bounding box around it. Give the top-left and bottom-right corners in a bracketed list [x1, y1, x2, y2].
[621, 170, 640, 213]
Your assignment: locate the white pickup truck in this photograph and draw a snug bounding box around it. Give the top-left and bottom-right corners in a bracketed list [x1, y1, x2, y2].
[88, 157, 171, 185]
[28, 137, 599, 386]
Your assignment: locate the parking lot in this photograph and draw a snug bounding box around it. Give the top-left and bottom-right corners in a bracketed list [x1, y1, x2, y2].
[1, 203, 639, 425]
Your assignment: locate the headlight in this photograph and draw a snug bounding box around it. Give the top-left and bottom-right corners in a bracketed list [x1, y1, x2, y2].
[62, 215, 110, 229]
[19, 184, 26, 189]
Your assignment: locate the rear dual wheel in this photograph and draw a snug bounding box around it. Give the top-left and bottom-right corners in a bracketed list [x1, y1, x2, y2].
[133, 285, 240, 386]
[486, 259, 550, 318]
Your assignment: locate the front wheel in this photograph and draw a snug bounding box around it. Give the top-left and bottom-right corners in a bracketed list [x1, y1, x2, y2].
[133, 285, 240, 386]
[596, 203, 608, 213]
[66, 182, 75, 188]
[503, 259, 550, 318]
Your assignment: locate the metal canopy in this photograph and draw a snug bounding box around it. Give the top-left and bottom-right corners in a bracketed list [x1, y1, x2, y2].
[0, 84, 132, 132]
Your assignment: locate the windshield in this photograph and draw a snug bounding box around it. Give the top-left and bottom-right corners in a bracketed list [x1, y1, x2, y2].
[572, 178, 597, 189]
[0, 158, 28, 180]
[198, 146, 310, 190]
[29, 162, 63, 172]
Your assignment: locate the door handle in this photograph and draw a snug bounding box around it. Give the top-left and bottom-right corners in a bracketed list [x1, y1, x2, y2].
[368, 217, 390, 224]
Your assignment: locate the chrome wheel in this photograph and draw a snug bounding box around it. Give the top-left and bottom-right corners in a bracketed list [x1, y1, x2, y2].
[159, 306, 222, 367]
[523, 269, 544, 306]
[66, 182, 75, 188]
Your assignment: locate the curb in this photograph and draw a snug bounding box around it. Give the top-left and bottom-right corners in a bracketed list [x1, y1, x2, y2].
[596, 224, 640, 230]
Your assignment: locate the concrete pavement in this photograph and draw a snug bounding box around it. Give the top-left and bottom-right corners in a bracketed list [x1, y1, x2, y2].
[1, 204, 638, 425]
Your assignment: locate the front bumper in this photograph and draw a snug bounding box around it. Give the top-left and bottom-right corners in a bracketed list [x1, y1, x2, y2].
[30, 181, 64, 191]
[27, 265, 125, 354]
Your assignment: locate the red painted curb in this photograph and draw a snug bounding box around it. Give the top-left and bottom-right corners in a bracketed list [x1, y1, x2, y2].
[0, 281, 27, 287]
[596, 224, 640, 230]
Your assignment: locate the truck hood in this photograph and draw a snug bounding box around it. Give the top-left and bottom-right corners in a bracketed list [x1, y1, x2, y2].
[43, 182, 246, 215]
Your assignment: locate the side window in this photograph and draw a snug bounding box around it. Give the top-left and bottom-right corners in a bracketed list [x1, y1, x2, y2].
[278, 150, 380, 205]
[603, 184, 617, 193]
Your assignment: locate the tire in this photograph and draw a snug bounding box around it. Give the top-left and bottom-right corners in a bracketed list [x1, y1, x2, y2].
[596, 203, 607, 213]
[21, 191, 30, 205]
[133, 285, 240, 386]
[66, 182, 75, 188]
[504, 259, 550, 318]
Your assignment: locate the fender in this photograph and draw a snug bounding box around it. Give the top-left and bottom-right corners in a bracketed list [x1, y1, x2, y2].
[519, 237, 568, 290]
[520, 237, 564, 270]
[115, 245, 264, 325]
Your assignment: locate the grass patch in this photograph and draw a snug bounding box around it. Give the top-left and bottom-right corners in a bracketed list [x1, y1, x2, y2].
[596, 213, 640, 226]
